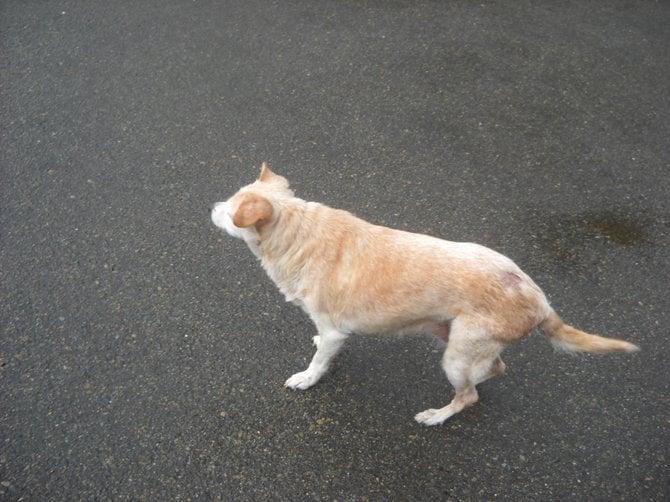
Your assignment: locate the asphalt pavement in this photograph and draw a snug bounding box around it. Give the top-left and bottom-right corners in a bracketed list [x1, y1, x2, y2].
[1, 0, 669, 500]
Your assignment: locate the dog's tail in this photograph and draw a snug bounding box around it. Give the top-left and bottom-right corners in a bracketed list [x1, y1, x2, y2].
[540, 310, 640, 354]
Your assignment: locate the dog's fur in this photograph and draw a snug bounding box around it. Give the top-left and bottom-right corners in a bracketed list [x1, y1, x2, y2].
[211, 163, 639, 425]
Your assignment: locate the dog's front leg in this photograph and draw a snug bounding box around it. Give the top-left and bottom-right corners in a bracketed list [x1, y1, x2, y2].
[285, 325, 348, 390]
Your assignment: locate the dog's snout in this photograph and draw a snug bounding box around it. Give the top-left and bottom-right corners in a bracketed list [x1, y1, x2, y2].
[210, 202, 225, 214]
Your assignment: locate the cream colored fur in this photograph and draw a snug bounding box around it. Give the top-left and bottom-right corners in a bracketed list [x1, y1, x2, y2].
[211, 163, 639, 426]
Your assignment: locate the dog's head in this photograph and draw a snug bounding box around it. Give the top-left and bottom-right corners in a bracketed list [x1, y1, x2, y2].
[211, 162, 292, 246]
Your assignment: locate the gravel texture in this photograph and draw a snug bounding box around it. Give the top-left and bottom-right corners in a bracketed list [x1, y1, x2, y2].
[1, 0, 668, 500]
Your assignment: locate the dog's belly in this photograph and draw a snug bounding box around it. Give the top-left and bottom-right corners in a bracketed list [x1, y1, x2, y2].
[334, 314, 452, 340]
[429, 320, 451, 341]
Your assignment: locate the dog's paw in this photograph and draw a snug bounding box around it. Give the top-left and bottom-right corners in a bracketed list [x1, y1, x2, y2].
[312, 335, 321, 347]
[284, 371, 317, 390]
[414, 408, 447, 426]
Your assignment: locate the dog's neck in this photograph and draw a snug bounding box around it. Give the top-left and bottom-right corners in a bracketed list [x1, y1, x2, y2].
[254, 197, 317, 303]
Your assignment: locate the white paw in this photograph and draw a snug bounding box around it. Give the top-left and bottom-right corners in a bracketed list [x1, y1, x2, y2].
[284, 371, 317, 390]
[414, 408, 447, 426]
[312, 335, 321, 347]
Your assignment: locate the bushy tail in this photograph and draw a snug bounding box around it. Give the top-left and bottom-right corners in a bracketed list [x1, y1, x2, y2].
[540, 310, 640, 353]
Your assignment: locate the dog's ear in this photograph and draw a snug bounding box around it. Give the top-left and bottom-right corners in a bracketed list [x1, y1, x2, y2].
[258, 161, 275, 182]
[257, 161, 293, 193]
[232, 193, 273, 228]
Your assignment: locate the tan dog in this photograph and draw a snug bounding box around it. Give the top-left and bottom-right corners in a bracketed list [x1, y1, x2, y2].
[211, 163, 639, 426]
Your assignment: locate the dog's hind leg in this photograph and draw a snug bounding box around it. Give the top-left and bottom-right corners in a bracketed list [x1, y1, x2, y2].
[474, 355, 506, 385]
[415, 320, 502, 426]
[285, 325, 347, 390]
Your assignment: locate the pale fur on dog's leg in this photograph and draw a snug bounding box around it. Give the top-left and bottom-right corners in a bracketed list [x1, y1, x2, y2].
[416, 321, 502, 426]
[475, 355, 506, 385]
[285, 327, 347, 390]
[415, 385, 479, 426]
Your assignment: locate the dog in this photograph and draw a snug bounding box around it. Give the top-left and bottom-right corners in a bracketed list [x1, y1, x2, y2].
[211, 163, 639, 426]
